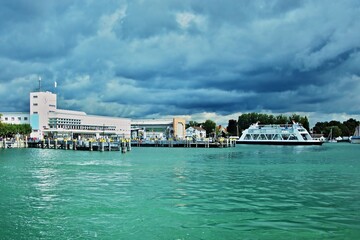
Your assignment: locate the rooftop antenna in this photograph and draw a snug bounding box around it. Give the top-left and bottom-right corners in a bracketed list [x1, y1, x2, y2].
[38, 76, 42, 92]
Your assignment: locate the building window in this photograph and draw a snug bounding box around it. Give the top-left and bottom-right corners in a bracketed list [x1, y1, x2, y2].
[33, 103, 38, 106]
[11, 117, 15, 121]
[24, 117, 28, 120]
[33, 112, 38, 114]
[33, 96, 38, 98]
[18, 117, 21, 120]
[5, 117, 8, 121]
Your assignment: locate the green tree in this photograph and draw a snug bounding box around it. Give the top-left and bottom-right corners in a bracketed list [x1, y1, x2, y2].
[0, 123, 32, 138]
[325, 126, 342, 138]
[275, 114, 288, 124]
[186, 121, 200, 128]
[300, 116, 310, 131]
[202, 119, 216, 137]
[226, 119, 238, 136]
[343, 118, 359, 136]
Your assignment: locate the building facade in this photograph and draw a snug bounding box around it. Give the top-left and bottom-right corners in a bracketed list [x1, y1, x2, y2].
[131, 118, 186, 140]
[0, 112, 30, 125]
[2, 90, 186, 141]
[186, 126, 207, 139]
[29, 91, 131, 140]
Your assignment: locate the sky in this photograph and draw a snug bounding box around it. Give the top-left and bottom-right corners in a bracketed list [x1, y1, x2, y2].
[0, 0, 360, 127]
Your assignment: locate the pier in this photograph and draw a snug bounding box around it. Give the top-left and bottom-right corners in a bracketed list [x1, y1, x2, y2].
[1, 138, 236, 152]
[25, 139, 131, 152]
[131, 138, 236, 148]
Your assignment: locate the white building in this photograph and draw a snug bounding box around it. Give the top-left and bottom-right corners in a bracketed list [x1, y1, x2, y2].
[29, 91, 131, 140]
[131, 118, 186, 140]
[0, 112, 30, 124]
[186, 126, 207, 139]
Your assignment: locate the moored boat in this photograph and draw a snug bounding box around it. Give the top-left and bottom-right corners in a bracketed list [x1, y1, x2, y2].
[236, 122, 323, 145]
[350, 126, 360, 144]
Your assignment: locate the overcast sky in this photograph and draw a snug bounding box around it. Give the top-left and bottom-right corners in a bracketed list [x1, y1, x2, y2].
[0, 0, 359, 127]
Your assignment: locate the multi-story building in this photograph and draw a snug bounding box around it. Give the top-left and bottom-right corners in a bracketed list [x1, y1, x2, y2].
[29, 91, 131, 140]
[2, 90, 186, 141]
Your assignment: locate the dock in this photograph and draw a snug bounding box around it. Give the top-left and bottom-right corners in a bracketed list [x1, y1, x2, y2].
[1, 138, 236, 152]
[131, 139, 236, 148]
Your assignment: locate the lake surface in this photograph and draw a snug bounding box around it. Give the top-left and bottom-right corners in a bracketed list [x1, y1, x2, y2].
[1, 144, 360, 239]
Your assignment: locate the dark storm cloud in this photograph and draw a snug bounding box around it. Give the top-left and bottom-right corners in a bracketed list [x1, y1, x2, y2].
[1, 0, 360, 125]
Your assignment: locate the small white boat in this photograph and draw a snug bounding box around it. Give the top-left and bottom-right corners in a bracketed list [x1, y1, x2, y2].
[350, 126, 360, 144]
[236, 121, 323, 145]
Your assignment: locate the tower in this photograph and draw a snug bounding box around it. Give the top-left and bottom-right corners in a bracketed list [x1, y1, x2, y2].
[29, 91, 57, 139]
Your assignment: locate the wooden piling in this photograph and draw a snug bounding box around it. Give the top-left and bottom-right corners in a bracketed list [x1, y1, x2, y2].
[121, 141, 127, 153]
[100, 141, 104, 152]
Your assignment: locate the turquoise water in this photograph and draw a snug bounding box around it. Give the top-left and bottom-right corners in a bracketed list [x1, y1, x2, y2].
[1, 144, 360, 239]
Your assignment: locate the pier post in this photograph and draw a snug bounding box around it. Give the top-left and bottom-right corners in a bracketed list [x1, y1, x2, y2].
[121, 141, 127, 153]
[64, 140, 68, 150]
[55, 139, 58, 149]
[73, 141, 77, 150]
[2, 139, 5, 149]
[25, 136, 28, 148]
[100, 141, 104, 152]
[108, 141, 111, 151]
[89, 141, 93, 151]
[127, 140, 131, 151]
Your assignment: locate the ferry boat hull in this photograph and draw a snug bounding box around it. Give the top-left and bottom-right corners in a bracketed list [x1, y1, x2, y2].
[236, 140, 323, 145]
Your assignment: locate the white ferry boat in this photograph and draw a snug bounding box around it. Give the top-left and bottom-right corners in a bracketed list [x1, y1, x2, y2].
[236, 122, 323, 145]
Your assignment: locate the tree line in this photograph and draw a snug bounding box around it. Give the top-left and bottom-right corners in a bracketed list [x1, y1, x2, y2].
[226, 113, 310, 136]
[0, 114, 32, 138]
[312, 118, 359, 138]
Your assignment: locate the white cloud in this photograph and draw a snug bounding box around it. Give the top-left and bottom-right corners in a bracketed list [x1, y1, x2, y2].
[97, 5, 127, 37]
[176, 11, 207, 31]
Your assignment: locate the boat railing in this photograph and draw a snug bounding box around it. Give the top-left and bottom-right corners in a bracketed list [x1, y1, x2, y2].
[251, 123, 302, 128]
